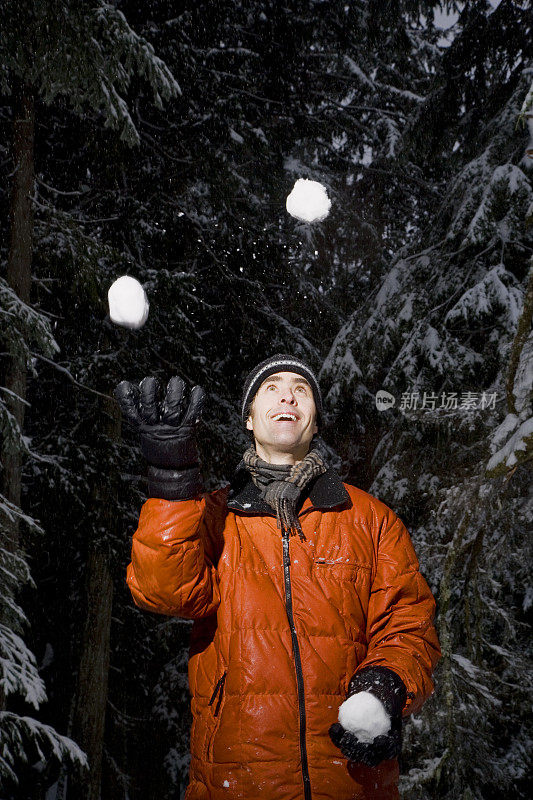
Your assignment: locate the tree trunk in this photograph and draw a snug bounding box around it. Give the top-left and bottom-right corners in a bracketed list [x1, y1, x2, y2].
[506, 257, 533, 415]
[69, 394, 121, 800]
[0, 84, 34, 714]
[70, 548, 114, 800]
[1, 82, 34, 549]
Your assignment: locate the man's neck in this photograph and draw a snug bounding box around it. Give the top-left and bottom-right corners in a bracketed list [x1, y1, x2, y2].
[254, 441, 308, 465]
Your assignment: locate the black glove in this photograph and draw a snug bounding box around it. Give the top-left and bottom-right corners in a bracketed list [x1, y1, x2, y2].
[328, 717, 402, 767]
[329, 666, 406, 767]
[115, 376, 205, 500]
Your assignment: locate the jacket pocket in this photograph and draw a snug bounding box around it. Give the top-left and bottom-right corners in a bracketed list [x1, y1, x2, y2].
[314, 557, 370, 582]
[206, 670, 227, 761]
[208, 670, 227, 717]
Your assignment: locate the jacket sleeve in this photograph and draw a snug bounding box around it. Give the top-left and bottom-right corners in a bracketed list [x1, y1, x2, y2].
[126, 489, 226, 619]
[355, 509, 441, 716]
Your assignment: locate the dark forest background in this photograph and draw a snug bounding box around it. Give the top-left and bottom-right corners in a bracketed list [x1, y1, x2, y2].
[1, 1, 532, 798]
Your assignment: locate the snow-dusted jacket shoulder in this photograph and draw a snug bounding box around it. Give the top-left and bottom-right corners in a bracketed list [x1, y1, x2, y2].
[127, 469, 441, 800]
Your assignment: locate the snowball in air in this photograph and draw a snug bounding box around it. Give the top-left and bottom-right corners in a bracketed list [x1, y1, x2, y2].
[286, 178, 331, 223]
[338, 692, 390, 743]
[108, 275, 149, 329]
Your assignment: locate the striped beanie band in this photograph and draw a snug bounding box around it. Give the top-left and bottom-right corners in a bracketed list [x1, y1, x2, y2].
[241, 354, 323, 427]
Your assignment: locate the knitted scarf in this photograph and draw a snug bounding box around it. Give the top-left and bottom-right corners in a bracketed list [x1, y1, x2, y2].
[242, 437, 328, 540]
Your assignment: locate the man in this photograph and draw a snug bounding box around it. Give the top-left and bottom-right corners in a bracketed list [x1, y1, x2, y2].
[116, 354, 441, 800]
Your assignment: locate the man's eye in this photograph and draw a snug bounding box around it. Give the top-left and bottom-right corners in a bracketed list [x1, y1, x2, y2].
[295, 385, 307, 393]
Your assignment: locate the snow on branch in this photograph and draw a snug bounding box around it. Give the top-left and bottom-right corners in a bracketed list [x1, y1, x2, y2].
[0, 493, 44, 534]
[0, 624, 47, 708]
[0, 278, 59, 363]
[463, 164, 532, 247]
[444, 263, 523, 332]
[486, 416, 533, 475]
[1, 0, 180, 147]
[0, 713, 87, 786]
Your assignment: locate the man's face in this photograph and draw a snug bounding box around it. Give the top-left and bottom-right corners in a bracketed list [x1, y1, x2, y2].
[246, 371, 318, 464]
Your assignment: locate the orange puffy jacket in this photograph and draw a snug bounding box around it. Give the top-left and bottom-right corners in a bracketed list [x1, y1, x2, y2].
[127, 467, 441, 800]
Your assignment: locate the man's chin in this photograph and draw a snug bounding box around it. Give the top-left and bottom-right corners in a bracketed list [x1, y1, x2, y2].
[268, 434, 311, 454]
[270, 433, 300, 448]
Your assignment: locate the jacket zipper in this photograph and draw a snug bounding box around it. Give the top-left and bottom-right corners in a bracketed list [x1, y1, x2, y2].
[282, 526, 312, 800]
[209, 670, 227, 717]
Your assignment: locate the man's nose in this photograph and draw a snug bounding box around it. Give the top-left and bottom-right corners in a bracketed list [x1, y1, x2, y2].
[280, 389, 296, 404]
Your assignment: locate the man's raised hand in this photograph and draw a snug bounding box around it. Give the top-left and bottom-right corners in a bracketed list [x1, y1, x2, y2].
[114, 376, 205, 500]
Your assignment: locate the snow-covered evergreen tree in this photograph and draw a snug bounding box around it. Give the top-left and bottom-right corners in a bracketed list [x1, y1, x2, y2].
[322, 3, 532, 796]
[0, 1, 179, 794]
[0, 283, 87, 792]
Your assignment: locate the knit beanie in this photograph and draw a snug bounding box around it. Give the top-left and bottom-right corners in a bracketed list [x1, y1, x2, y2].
[241, 354, 323, 428]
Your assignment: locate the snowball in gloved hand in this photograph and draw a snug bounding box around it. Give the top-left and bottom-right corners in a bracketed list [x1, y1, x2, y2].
[338, 691, 391, 743]
[108, 275, 149, 329]
[285, 178, 331, 223]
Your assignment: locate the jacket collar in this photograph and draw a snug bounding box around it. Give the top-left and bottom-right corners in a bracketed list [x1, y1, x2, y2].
[226, 463, 351, 516]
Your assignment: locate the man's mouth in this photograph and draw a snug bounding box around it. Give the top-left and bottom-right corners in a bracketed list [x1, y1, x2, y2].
[271, 412, 299, 422]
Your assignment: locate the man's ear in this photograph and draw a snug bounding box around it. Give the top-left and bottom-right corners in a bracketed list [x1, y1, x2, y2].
[313, 423, 318, 435]
[246, 416, 253, 431]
